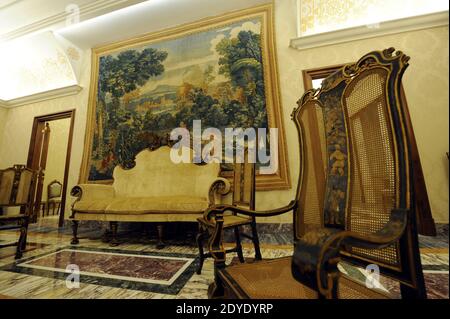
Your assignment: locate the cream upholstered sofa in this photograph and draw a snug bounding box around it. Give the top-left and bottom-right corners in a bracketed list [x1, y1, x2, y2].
[70, 146, 230, 247]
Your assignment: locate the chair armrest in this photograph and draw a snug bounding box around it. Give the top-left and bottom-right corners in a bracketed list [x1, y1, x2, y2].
[70, 184, 115, 201]
[208, 178, 231, 205]
[291, 209, 408, 298]
[205, 201, 297, 267]
[204, 200, 297, 221]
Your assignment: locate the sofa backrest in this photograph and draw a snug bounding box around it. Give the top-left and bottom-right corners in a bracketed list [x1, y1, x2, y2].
[112, 146, 221, 199]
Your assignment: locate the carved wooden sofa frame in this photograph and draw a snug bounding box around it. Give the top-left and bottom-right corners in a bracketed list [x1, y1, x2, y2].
[70, 144, 230, 247]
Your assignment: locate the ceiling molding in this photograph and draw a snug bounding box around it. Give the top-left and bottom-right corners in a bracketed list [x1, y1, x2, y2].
[0, 0, 145, 42]
[0, 85, 82, 108]
[290, 11, 449, 51]
[0, 0, 20, 10]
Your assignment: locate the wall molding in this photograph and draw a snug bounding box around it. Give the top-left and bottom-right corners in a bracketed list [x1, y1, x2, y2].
[0, 0, 146, 42]
[290, 11, 449, 51]
[0, 85, 82, 108]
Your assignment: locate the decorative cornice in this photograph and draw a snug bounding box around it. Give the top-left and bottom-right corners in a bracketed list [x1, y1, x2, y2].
[0, 0, 145, 42]
[0, 85, 82, 108]
[290, 11, 449, 51]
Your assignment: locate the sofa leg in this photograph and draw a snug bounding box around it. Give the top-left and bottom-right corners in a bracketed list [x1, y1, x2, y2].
[196, 225, 207, 274]
[156, 224, 164, 249]
[101, 228, 112, 243]
[110, 221, 119, 247]
[71, 220, 79, 245]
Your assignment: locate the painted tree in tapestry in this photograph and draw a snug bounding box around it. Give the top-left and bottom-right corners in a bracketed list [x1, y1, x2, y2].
[90, 18, 268, 180]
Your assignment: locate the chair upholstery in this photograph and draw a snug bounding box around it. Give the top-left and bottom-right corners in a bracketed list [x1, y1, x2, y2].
[0, 165, 36, 259]
[46, 180, 62, 216]
[205, 48, 426, 299]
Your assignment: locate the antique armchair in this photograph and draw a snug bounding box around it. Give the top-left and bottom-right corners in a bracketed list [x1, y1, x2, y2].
[196, 147, 262, 274]
[0, 165, 36, 259]
[46, 180, 62, 216]
[205, 48, 426, 299]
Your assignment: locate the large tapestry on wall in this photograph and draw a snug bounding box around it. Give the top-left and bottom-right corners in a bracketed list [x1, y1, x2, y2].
[80, 4, 290, 190]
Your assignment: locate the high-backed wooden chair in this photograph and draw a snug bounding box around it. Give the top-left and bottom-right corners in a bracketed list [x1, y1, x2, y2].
[196, 147, 262, 274]
[205, 48, 426, 299]
[0, 165, 36, 259]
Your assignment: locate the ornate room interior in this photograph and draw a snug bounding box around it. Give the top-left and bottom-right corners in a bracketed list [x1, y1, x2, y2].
[0, 0, 448, 300]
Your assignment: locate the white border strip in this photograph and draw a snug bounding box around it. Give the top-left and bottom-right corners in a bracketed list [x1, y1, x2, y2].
[0, 85, 82, 108]
[18, 249, 195, 286]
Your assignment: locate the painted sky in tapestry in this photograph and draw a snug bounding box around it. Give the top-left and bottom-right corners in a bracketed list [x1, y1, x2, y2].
[90, 17, 268, 180]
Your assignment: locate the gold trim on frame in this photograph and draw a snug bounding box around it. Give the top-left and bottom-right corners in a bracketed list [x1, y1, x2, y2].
[79, 4, 290, 191]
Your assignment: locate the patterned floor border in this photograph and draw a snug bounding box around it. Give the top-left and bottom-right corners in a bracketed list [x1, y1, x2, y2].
[0, 246, 200, 295]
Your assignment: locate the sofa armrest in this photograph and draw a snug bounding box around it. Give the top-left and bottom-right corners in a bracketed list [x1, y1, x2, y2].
[208, 178, 231, 205]
[70, 184, 115, 202]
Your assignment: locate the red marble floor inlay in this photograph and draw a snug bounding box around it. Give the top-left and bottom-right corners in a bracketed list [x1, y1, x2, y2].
[21, 250, 193, 283]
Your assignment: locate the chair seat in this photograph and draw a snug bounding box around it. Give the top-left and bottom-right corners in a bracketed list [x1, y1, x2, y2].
[73, 199, 112, 213]
[198, 214, 253, 228]
[219, 257, 391, 299]
[106, 196, 209, 214]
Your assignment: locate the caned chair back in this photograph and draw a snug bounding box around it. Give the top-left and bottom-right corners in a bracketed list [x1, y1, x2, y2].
[232, 147, 256, 210]
[292, 49, 421, 289]
[47, 180, 62, 200]
[0, 165, 36, 210]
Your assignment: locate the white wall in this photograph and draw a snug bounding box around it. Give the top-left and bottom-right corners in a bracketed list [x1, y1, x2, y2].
[0, 106, 7, 161]
[0, 49, 92, 216]
[0, 1, 448, 223]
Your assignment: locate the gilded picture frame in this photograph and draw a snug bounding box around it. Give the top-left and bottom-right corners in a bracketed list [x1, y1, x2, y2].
[80, 4, 290, 190]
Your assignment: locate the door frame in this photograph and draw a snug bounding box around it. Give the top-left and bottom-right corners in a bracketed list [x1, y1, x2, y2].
[27, 109, 76, 227]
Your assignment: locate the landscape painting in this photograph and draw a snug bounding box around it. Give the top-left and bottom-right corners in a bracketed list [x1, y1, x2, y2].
[81, 5, 290, 190]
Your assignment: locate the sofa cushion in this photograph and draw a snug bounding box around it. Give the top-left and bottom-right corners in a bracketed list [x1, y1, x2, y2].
[73, 199, 111, 213]
[105, 196, 209, 214]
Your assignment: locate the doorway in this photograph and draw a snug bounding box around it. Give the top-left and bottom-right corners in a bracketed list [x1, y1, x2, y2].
[27, 110, 75, 228]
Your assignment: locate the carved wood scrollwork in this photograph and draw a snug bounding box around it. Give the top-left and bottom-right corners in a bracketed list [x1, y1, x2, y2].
[116, 132, 176, 170]
[116, 132, 209, 170]
[292, 47, 410, 120]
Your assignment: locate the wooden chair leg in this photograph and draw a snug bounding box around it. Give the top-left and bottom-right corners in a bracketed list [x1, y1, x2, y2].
[156, 224, 164, 249]
[15, 218, 29, 259]
[208, 266, 226, 299]
[234, 226, 244, 263]
[250, 221, 262, 260]
[71, 220, 79, 244]
[400, 282, 427, 299]
[20, 217, 29, 251]
[196, 226, 206, 275]
[110, 221, 119, 246]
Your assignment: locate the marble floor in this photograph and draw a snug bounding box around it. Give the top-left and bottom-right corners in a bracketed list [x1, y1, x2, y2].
[0, 218, 448, 299]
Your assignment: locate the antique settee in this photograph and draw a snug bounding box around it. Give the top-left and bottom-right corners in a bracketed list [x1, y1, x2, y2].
[70, 145, 230, 247]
